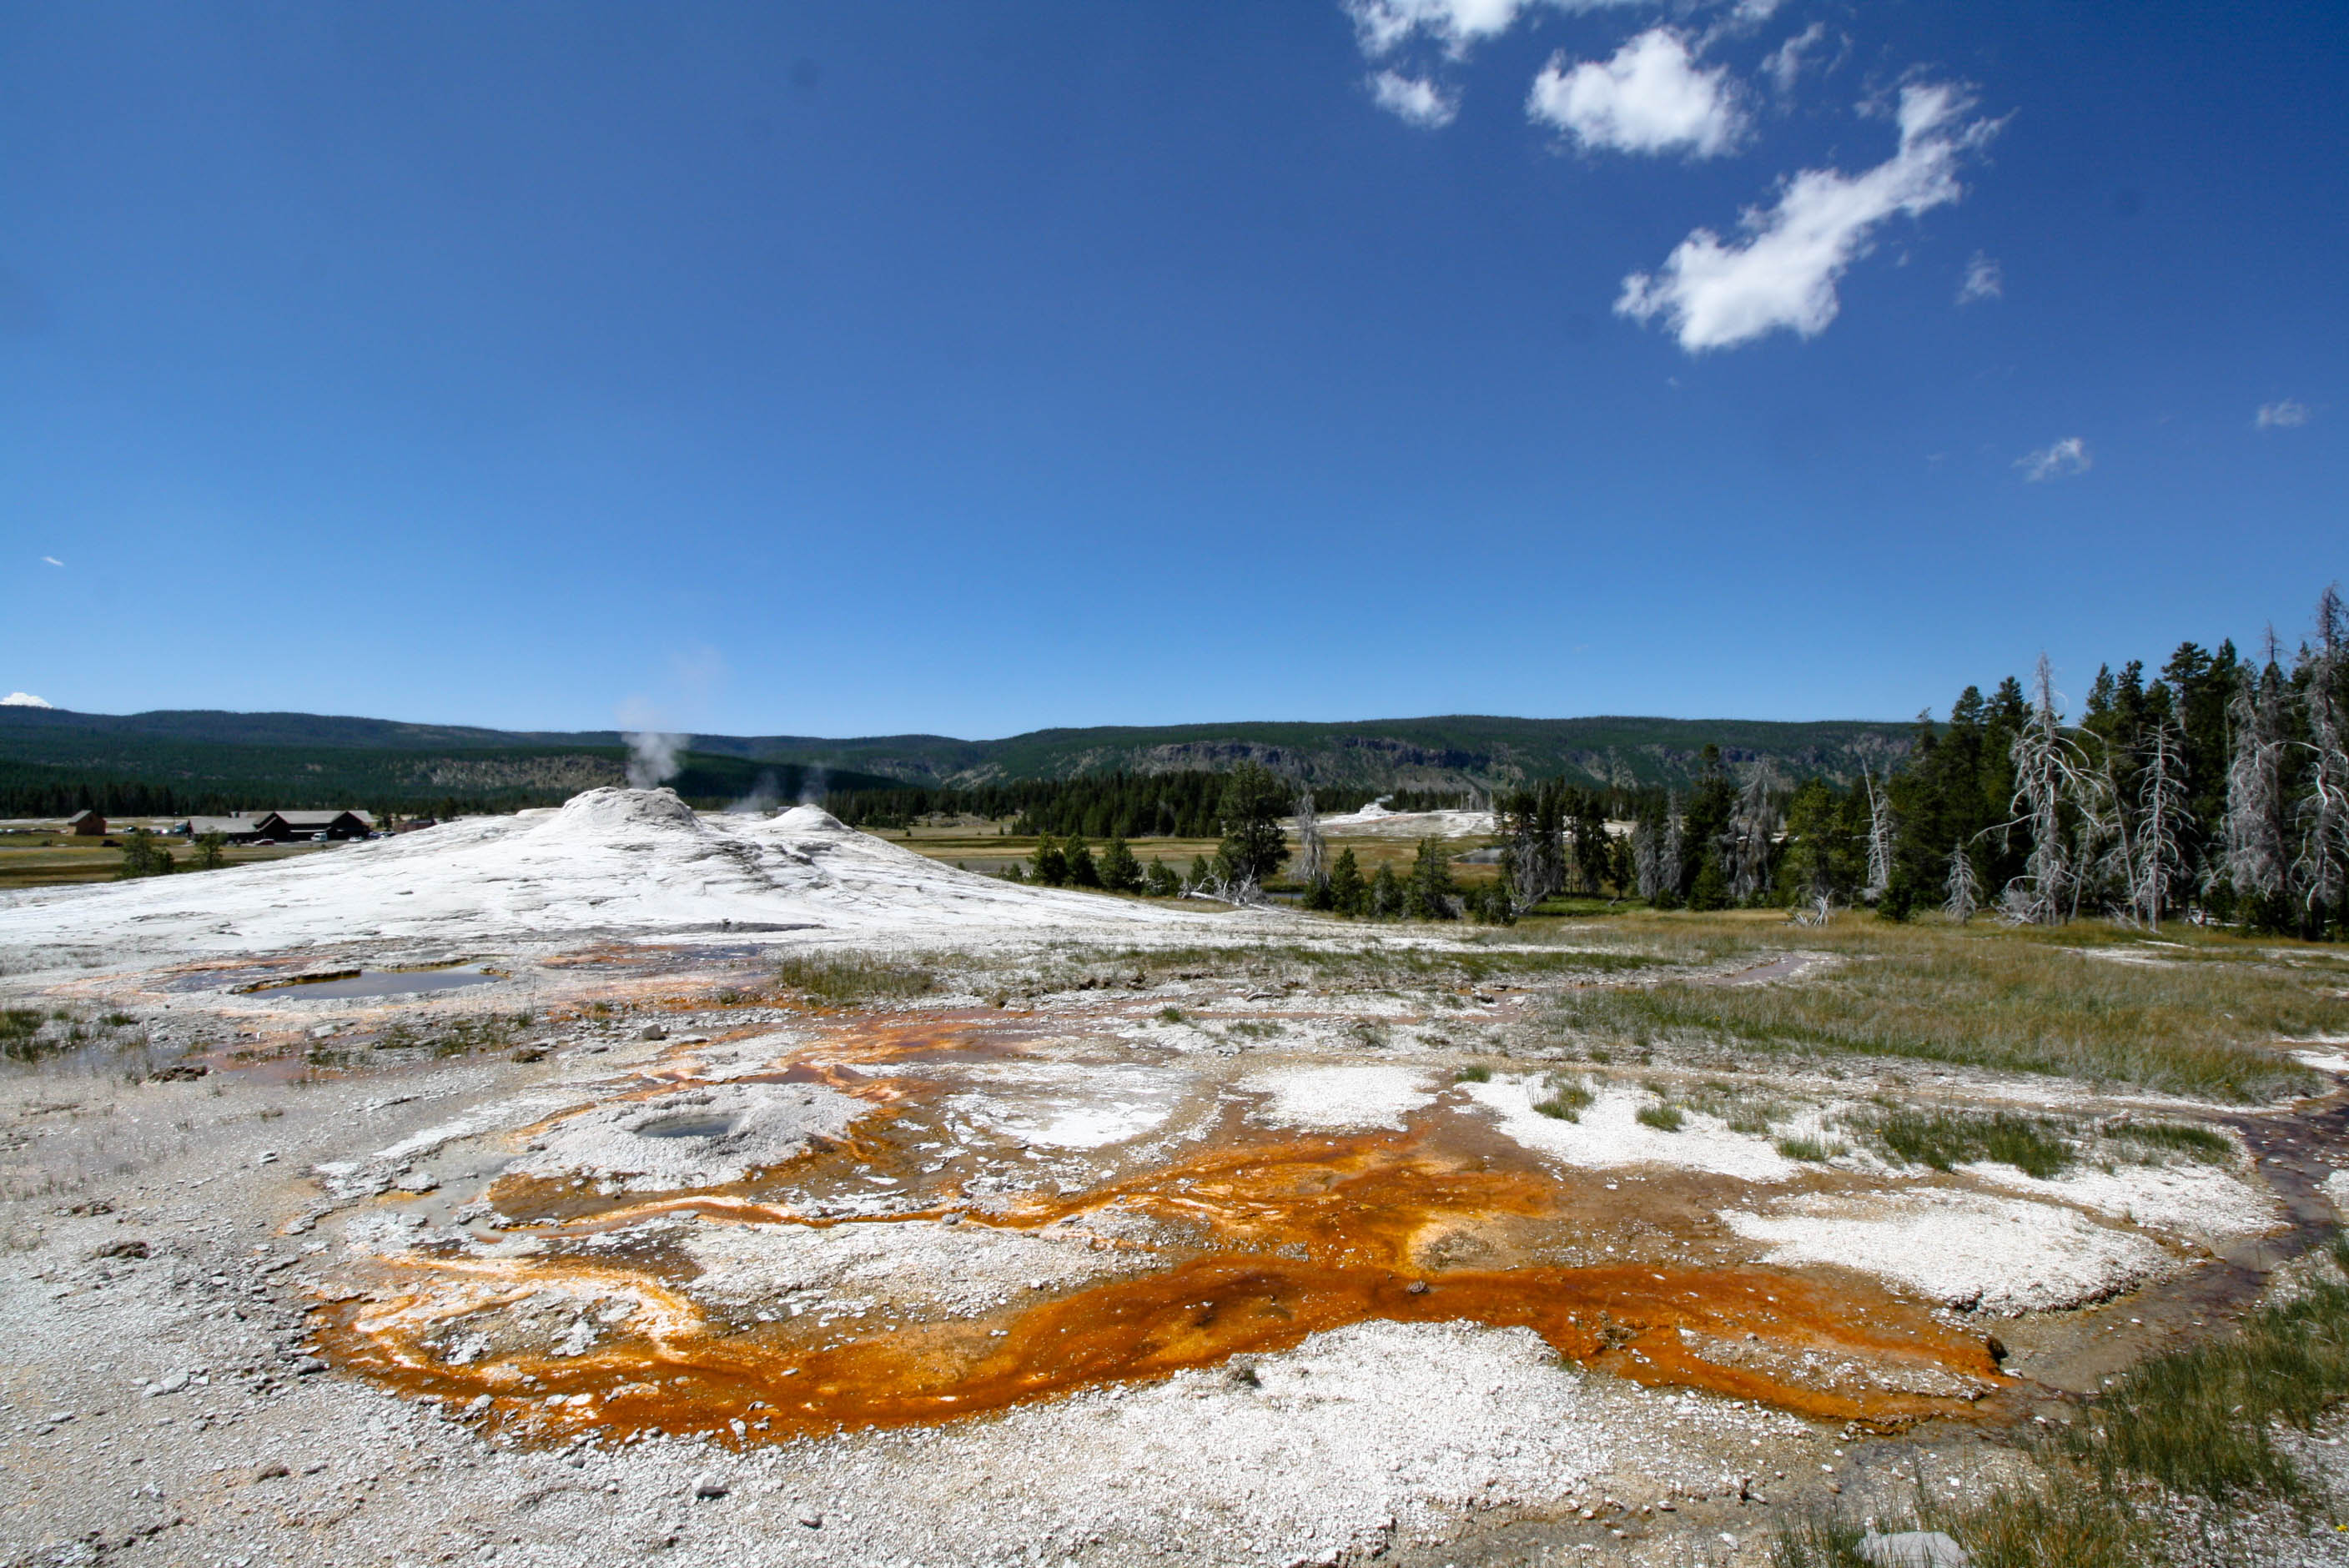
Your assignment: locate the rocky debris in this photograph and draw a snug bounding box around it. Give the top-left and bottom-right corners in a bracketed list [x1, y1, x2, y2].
[87, 1238, 148, 1260]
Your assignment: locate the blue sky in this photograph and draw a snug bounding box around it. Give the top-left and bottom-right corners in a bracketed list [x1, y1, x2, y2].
[3, 1, 2342, 737]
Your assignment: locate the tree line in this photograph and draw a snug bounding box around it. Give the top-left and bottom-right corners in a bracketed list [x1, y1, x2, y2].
[819, 771, 1471, 836]
[1488, 586, 2349, 938]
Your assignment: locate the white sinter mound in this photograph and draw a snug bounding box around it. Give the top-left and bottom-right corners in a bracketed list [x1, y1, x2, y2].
[1463, 1077, 1799, 1183]
[1239, 1063, 1437, 1131]
[1720, 1188, 2173, 1314]
[0, 788, 1212, 962]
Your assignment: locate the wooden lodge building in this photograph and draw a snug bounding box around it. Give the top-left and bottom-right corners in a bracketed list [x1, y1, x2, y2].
[181, 810, 375, 843]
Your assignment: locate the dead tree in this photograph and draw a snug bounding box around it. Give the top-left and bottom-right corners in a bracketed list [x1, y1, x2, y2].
[1292, 785, 1326, 895]
[2294, 587, 2349, 923]
[1943, 837, 1981, 923]
[2126, 713, 2191, 929]
[1999, 656, 2096, 924]
[1860, 762, 1896, 903]
[2223, 649, 2292, 912]
[1726, 763, 1782, 904]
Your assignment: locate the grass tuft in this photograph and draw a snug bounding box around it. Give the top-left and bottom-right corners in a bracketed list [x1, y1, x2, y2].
[1861, 1108, 2075, 1179]
[1454, 1063, 1491, 1083]
[1635, 1102, 1684, 1132]
[1775, 1135, 1845, 1162]
[1532, 1073, 1592, 1122]
[774, 951, 937, 1005]
[2103, 1119, 2233, 1163]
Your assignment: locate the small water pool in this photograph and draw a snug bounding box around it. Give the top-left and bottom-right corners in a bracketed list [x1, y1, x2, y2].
[247, 967, 499, 999]
[636, 1113, 737, 1139]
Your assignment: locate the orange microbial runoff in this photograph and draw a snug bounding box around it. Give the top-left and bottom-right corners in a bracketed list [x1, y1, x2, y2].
[315, 1113, 2006, 1446]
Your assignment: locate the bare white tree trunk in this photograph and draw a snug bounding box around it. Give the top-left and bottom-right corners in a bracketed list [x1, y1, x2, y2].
[1632, 822, 1662, 902]
[2224, 657, 2291, 910]
[2294, 588, 2349, 923]
[2129, 714, 2191, 929]
[1727, 763, 1782, 903]
[1661, 801, 1686, 898]
[1999, 655, 2091, 925]
[1293, 786, 1326, 892]
[1943, 838, 1980, 923]
[1860, 762, 1895, 903]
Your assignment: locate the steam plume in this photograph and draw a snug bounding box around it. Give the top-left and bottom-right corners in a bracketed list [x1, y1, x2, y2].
[727, 771, 782, 814]
[624, 730, 687, 788]
[797, 765, 829, 807]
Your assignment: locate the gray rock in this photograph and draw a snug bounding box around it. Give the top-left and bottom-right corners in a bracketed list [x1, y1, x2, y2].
[692, 1474, 727, 1499]
[1858, 1530, 1971, 1568]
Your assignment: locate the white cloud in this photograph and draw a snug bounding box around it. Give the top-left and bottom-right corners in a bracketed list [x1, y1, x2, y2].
[2017, 436, 2091, 481]
[41, 555, 62, 566]
[1527, 29, 1745, 158]
[1344, 0, 1629, 59]
[2256, 399, 2310, 429]
[1369, 69, 1460, 128]
[1616, 83, 1999, 351]
[1957, 251, 2002, 304]
[1763, 22, 1827, 93]
[2, 692, 53, 708]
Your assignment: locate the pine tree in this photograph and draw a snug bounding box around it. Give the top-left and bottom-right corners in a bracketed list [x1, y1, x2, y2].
[1032, 834, 1069, 887]
[1405, 837, 1457, 920]
[1188, 853, 1214, 893]
[1328, 847, 1366, 916]
[1143, 857, 1180, 897]
[1065, 835, 1101, 888]
[115, 829, 174, 880]
[190, 831, 228, 871]
[1369, 862, 1402, 918]
[1099, 836, 1143, 893]
[1214, 764, 1290, 898]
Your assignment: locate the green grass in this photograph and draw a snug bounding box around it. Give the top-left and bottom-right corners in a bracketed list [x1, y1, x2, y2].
[1541, 920, 2336, 1101]
[1158, 1007, 1186, 1023]
[1775, 1135, 1845, 1161]
[1770, 1468, 2153, 1568]
[1532, 1073, 1592, 1122]
[2103, 1119, 2234, 1163]
[1634, 1102, 1684, 1132]
[2063, 1246, 2349, 1505]
[1, 1008, 48, 1063]
[1861, 1108, 2075, 1179]
[1454, 1063, 1491, 1083]
[774, 951, 938, 1005]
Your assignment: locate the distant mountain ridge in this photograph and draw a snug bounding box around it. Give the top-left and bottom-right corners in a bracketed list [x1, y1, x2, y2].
[0, 705, 1915, 797]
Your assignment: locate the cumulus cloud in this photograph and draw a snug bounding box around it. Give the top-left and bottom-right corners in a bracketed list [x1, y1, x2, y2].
[2, 692, 53, 708]
[2017, 437, 2091, 481]
[1527, 29, 1745, 158]
[1345, 0, 1626, 59]
[1369, 69, 1460, 128]
[2256, 399, 2310, 429]
[1763, 22, 1827, 93]
[1957, 251, 2002, 304]
[1616, 83, 1999, 351]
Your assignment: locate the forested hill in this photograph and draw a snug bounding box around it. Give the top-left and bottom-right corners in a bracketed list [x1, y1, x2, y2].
[0, 705, 1913, 802]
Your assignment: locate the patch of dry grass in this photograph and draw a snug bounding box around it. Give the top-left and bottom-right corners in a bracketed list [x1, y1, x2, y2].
[1538, 917, 2338, 1101]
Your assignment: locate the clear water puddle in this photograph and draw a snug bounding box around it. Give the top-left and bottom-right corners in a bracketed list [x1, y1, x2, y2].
[249, 967, 498, 999]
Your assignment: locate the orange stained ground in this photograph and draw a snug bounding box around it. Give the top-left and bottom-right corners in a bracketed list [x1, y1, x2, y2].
[317, 1121, 2006, 1446]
